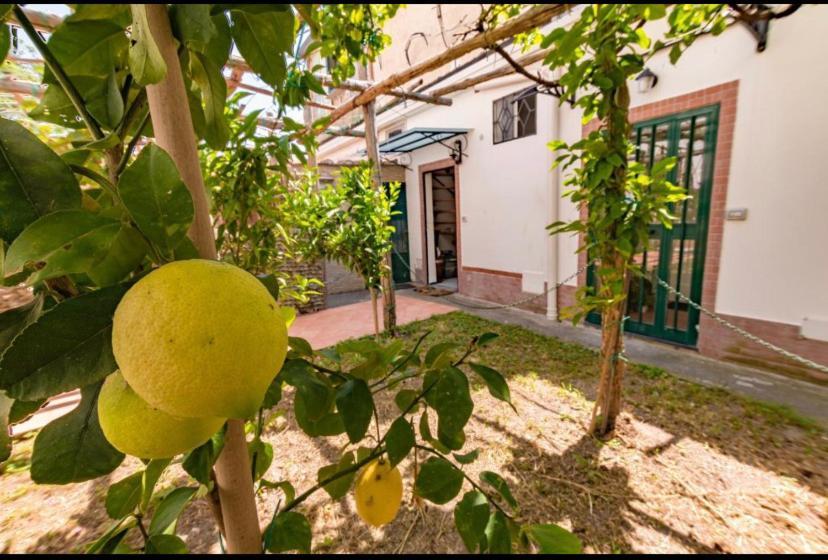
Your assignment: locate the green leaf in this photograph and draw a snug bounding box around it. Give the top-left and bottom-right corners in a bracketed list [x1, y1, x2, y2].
[128, 4, 167, 85]
[385, 417, 414, 467]
[281, 359, 333, 421]
[182, 430, 224, 485]
[171, 4, 217, 52]
[280, 306, 297, 328]
[188, 51, 229, 149]
[454, 491, 490, 553]
[230, 9, 293, 88]
[476, 332, 499, 347]
[294, 391, 345, 437]
[30, 381, 124, 484]
[0, 283, 128, 400]
[0, 294, 43, 354]
[335, 378, 374, 443]
[394, 388, 418, 413]
[287, 336, 313, 358]
[469, 363, 515, 412]
[248, 438, 273, 481]
[119, 144, 194, 257]
[0, 24, 9, 65]
[0, 117, 82, 244]
[259, 479, 295, 504]
[5, 210, 122, 283]
[424, 342, 460, 369]
[86, 518, 135, 554]
[204, 13, 232, 68]
[524, 523, 583, 554]
[264, 511, 312, 553]
[453, 449, 479, 465]
[87, 225, 147, 287]
[106, 471, 143, 519]
[480, 471, 517, 510]
[317, 451, 356, 500]
[43, 19, 128, 82]
[149, 487, 197, 535]
[415, 456, 464, 505]
[256, 273, 280, 300]
[485, 510, 512, 554]
[430, 367, 473, 450]
[261, 375, 282, 409]
[142, 459, 172, 512]
[0, 391, 12, 461]
[146, 534, 188, 554]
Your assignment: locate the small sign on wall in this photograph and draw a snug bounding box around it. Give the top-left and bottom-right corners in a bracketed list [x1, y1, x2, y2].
[726, 208, 748, 221]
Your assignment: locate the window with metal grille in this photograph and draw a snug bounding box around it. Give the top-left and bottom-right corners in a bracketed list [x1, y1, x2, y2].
[492, 87, 537, 144]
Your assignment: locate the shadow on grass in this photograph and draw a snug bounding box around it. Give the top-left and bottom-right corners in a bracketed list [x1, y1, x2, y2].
[393, 312, 827, 499]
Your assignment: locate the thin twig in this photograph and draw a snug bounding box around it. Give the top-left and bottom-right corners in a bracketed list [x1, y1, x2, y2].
[115, 107, 151, 177]
[282, 446, 386, 513]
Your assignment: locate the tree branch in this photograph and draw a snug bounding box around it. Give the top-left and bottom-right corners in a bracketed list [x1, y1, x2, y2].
[489, 43, 567, 100]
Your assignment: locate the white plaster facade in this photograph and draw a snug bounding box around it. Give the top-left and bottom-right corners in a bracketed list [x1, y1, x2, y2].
[316, 5, 828, 377]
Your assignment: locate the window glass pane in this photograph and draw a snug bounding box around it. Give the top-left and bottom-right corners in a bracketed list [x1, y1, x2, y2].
[653, 123, 671, 164]
[629, 236, 661, 326]
[667, 238, 695, 332]
[685, 115, 708, 224]
[493, 90, 536, 143]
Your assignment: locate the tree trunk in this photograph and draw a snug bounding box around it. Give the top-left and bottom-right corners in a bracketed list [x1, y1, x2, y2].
[589, 80, 632, 439]
[369, 286, 380, 338]
[143, 5, 262, 553]
[589, 255, 629, 436]
[361, 98, 397, 335]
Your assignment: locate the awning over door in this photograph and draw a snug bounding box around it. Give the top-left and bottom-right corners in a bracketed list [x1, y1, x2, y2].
[377, 127, 470, 153]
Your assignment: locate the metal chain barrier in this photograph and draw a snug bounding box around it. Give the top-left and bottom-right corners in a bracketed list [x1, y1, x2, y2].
[445, 261, 590, 311]
[392, 244, 827, 374]
[655, 276, 828, 375]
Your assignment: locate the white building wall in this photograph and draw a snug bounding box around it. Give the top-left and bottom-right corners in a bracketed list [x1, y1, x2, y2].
[319, 5, 828, 331]
[557, 6, 828, 327]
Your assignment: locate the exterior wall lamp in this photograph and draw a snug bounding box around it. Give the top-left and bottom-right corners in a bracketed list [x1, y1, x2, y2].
[635, 68, 659, 93]
[450, 139, 463, 165]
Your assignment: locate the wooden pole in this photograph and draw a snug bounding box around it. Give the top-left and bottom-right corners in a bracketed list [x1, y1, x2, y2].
[143, 5, 262, 553]
[362, 97, 397, 334]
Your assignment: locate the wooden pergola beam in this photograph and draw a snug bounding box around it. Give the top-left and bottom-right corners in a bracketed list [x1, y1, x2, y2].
[225, 57, 452, 107]
[314, 75, 452, 106]
[430, 47, 552, 97]
[301, 4, 572, 138]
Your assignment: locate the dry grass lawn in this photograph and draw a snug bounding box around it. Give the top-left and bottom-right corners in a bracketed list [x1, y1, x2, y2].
[1, 311, 826, 553]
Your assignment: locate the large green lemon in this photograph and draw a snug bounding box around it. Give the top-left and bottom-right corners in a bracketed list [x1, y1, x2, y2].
[98, 371, 225, 459]
[112, 259, 288, 419]
[354, 458, 403, 527]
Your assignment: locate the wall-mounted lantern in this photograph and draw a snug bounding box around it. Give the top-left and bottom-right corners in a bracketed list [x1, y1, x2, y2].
[635, 67, 659, 93]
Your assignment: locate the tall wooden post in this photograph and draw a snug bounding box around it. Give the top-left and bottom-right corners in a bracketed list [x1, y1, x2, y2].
[362, 98, 397, 334]
[143, 5, 262, 552]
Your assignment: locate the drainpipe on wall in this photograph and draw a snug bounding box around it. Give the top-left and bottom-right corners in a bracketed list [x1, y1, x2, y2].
[546, 74, 562, 321]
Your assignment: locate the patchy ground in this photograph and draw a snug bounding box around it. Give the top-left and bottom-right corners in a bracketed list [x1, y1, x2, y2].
[1, 311, 826, 553]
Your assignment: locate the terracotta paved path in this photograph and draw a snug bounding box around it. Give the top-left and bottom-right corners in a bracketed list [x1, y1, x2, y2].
[291, 293, 454, 348]
[11, 293, 454, 435]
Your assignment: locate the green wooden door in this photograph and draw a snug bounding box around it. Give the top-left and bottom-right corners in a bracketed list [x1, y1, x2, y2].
[388, 182, 411, 284]
[587, 105, 719, 346]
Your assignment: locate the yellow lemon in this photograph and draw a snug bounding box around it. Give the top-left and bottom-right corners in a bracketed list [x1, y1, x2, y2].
[98, 371, 225, 459]
[354, 458, 403, 527]
[112, 259, 288, 419]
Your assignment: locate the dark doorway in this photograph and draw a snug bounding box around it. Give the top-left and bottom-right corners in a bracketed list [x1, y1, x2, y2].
[423, 167, 457, 285]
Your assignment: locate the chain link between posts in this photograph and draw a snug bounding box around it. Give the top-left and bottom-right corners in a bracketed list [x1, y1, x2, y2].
[654, 276, 828, 375]
[391, 246, 828, 374]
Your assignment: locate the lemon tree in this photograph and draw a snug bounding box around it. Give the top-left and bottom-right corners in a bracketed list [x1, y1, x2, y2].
[0, 3, 580, 555]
